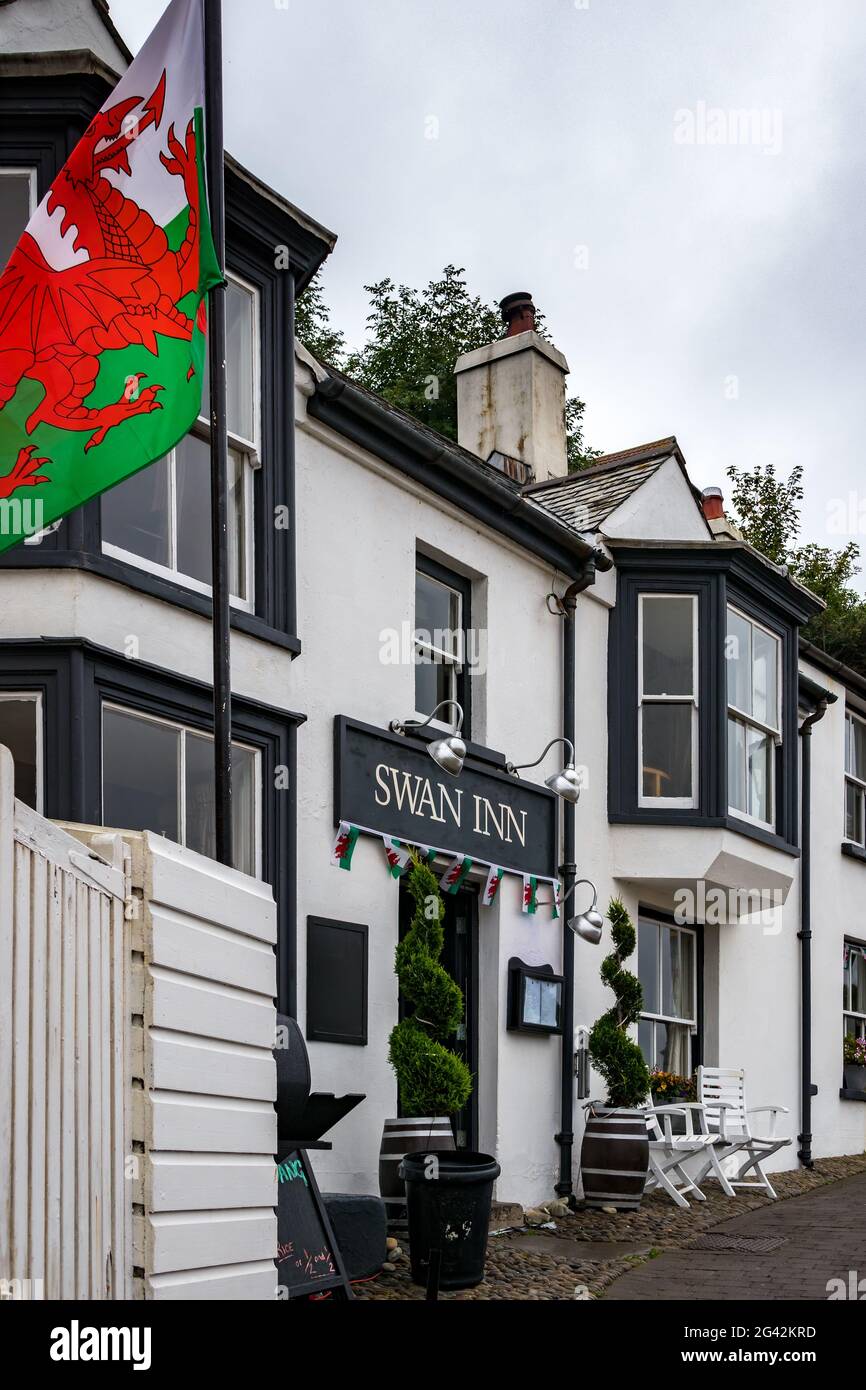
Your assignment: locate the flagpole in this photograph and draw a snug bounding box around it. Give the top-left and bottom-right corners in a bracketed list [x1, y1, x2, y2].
[204, 0, 233, 868]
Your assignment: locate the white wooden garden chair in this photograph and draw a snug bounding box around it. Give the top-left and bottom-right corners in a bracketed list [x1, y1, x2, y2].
[644, 1102, 731, 1208]
[694, 1066, 791, 1200]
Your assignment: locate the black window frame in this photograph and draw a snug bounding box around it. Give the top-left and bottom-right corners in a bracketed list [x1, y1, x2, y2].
[414, 551, 473, 740]
[636, 909, 704, 1076]
[844, 708, 866, 853]
[637, 590, 700, 808]
[305, 917, 369, 1047]
[608, 547, 818, 855]
[0, 688, 43, 811]
[0, 637, 302, 1013]
[843, 937, 866, 1043]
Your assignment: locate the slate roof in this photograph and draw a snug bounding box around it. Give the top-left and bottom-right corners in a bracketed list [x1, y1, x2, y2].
[523, 437, 687, 532]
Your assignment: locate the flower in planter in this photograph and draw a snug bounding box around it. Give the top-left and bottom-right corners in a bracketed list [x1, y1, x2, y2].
[843, 1035, 866, 1067]
[649, 1068, 697, 1102]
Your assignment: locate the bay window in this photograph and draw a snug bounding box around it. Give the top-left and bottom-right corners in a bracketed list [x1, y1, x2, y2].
[637, 915, 698, 1074]
[638, 594, 698, 805]
[102, 274, 258, 607]
[844, 711, 866, 849]
[844, 941, 866, 1042]
[0, 692, 42, 811]
[101, 704, 260, 878]
[0, 167, 36, 269]
[610, 550, 814, 849]
[726, 606, 780, 828]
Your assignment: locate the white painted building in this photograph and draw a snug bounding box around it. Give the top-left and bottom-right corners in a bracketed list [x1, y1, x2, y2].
[0, 0, 862, 1252]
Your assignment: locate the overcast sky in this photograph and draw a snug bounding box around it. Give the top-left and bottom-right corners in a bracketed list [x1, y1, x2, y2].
[113, 0, 866, 580]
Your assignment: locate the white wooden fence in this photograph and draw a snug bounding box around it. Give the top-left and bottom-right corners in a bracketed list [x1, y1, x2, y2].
[0, 742, 278, 1302]
[75, 826, 279, 1301]
[0, 746, 132, 1299]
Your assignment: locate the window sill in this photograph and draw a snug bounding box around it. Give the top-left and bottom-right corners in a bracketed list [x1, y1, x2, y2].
[608, 809, 799, 857]
[722, 816, 799, 857]
[2, 548, 301, 656]
[839, 1088, 866, 1102]
[841, 841, 866, 865]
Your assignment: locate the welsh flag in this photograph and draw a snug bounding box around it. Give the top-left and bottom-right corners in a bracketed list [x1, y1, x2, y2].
[382, 837, 411, 879]
[440, 854, 473, 895]
[331, 822, 360, 871]
[0, 0, 221, 552]
[521, 875, 538, 915]
[481, 865, 503, 908]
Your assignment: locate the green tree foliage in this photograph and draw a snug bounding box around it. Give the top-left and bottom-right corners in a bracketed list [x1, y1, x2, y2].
[727, 461, 866, 677]
[387, 855, 473, 1118]
[790, 541, 866, 673]
[294, 271, 346, 366]
[296, 265, 599, 468]
[345, 266, 501, 443]
[727, 461, 803, 565]
[588, 899, 651, 1110]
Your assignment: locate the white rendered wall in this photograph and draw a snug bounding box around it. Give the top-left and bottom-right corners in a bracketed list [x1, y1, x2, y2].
[800, 661, 866, 1160]
[289, 384, 569, 1207]
[602, 458, 711, 543]
[0, 0, 128, 71]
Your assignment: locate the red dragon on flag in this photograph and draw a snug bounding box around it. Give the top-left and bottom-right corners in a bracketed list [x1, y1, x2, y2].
[0, 0, 220, 549]
[0, 75, 200, 454]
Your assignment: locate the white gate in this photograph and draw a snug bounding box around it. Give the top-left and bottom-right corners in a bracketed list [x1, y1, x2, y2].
[74, 824, 279, 1301]
[0, 746, 131, 1300]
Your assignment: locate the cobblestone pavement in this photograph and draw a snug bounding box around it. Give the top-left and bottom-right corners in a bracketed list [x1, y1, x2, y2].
[603, 1169, 866, 1301]
[353, 1153, 866, 1301]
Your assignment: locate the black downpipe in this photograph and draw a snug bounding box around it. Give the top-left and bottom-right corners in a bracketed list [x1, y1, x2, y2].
[797, 694, 830, 1168]
[555, 549, 612, 1200]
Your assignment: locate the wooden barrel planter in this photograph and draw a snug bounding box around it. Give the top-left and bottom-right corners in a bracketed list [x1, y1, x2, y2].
[580, 1106, 649, 1211]
[379, 1117, 454, 1229]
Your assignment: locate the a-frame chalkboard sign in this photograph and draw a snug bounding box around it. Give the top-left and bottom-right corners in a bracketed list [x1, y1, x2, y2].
[276, 1146, 354, 1301]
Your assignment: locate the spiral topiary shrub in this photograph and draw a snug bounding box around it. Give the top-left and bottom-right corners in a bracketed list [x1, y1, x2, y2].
[588, 898, 651, 1109]
[388, 855, 473, 1117]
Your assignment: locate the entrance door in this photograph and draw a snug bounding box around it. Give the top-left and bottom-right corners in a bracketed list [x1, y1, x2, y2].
[398, 884, 479, 1150]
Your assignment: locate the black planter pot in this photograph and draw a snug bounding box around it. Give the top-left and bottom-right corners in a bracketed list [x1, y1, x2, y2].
[580, 1106, 649, 1210]
[400, 1150, 500, 1291]
[843, 1064, 866, 1094]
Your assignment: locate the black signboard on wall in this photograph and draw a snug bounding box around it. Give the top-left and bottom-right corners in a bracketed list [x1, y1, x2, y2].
[334, 715, 558, 879]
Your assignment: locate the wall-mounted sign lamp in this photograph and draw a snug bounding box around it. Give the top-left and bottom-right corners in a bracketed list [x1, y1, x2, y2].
[530, 876, 603, 946]
[567, 879, 604, 944]
[389, 700, 467, 777]
[506, 736, 580, 804]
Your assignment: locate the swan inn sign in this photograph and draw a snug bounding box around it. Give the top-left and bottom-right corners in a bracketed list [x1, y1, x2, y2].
[334, 716, 558, 879]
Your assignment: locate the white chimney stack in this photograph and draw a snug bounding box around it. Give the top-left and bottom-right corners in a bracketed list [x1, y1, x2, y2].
[455, 292, 570, 481]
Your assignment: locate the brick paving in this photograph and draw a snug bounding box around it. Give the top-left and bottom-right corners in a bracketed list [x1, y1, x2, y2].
[603, 1170, 866, 1301]
[355, 1153, 866, 1300]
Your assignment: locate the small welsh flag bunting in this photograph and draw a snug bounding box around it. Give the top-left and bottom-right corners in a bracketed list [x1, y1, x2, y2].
[552, 880, 562, 920]
[441, 854, 473, 895]
[331, 822, 360, 871]
[382, 836, 411, 879]
[413, 844, 438, 866]
[522, 875, 539, 915]
[481, 865, 504, 907]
